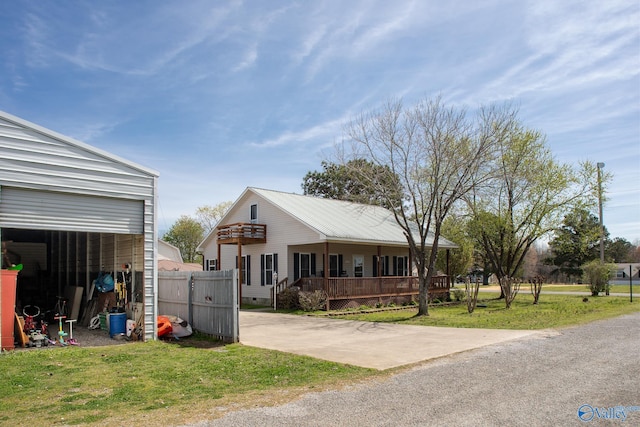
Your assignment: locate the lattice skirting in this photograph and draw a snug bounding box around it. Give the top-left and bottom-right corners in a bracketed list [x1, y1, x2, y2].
[329, 295, 417, 311]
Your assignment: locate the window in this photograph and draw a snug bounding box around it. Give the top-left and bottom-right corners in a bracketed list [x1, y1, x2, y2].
[394, 256, 408, 276]
[373, 255, 390, 277]
[300, 253, 311, 278]
[329, 254, 344, 277]
[236, 255, 251, 285]
[381, 255, 390, 276]
[261, 253, 278, 286]
[207, 259, 217, 271]
[250, 204, 258, 224]
[294, 253, 316, 280]
[353, 255, 364, 277]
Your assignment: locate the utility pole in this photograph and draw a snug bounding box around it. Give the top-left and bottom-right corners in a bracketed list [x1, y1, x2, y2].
[597, 162, 607, 295]
[597, 162, 605, 264]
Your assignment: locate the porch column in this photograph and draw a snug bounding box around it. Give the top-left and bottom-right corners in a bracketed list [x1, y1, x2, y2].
[324, 241, 329, 310]
[237, 241, 242, 304]
[377, 245, 382, 294]
[446, 249, 451, 287]
[217, 242, 221, 270]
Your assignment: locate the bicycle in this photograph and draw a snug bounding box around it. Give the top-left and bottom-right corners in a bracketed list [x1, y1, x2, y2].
[22, 305, 49, 347]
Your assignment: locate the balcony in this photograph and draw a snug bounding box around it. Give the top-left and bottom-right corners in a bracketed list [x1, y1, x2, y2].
[217, 222, 267, 245]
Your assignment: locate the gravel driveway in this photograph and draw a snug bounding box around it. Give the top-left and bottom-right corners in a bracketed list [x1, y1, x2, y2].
[191, 312, 640, 426]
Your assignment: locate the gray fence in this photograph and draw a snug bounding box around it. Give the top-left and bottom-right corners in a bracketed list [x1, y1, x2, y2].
[158, 269, 239, 343]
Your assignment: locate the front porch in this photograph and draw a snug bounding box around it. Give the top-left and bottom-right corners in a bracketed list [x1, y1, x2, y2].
[276, 275, 450, 310]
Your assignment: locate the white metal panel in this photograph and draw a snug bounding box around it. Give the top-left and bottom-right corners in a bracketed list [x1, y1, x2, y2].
[0, 187, 143, 234]
[0, 113, 157, 200]
[0, 111, 159, 342]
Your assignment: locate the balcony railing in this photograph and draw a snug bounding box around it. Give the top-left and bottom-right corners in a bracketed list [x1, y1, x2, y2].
[217, 222, 267, 244]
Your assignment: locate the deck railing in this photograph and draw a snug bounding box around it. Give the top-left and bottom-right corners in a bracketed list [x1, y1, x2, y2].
[217, 223, 267, 243]
[295, 275, 450, 299]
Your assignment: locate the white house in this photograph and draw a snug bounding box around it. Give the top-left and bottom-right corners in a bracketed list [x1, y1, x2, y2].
[158, 239, 202, 271]
[0, 111, 159, 342]
[611, 263, 640, 285]
[198, 187, 457, 307]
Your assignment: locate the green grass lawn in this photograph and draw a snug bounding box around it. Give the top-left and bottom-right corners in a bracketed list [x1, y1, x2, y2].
[452, 283, 640, 294]
[0, 340, 378, 427]
[333, 294, 640, 330]
[2, 293, 638, 426]
[540, 284, 640, 293]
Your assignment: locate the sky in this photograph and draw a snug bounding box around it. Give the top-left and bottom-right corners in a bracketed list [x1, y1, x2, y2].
[1, 0, 639, 242]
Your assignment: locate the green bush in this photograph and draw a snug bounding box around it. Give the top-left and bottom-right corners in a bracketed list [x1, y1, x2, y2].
[582, 260, 616, 296]
[452, 288, 465, 302]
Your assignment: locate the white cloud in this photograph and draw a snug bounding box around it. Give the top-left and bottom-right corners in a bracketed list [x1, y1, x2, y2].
[249, 116, 345, 149]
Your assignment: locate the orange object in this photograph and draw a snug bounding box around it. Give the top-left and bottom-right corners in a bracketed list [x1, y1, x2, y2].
[14, 313, 29, 348]
[1, 269, 19, 351]
[157, 315, 172, 337]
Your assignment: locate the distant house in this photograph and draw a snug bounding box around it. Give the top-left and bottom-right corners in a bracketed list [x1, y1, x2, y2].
[611, 263, 640, 284]
[197, 187, 457, 308]
[158, 239, 202, 271]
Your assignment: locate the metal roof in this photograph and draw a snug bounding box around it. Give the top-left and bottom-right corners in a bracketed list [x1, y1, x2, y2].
[251, 187, 458, 249]
[0, 110, 159, 177]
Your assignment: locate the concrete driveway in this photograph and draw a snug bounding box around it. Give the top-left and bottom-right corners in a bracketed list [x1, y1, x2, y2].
[239, 311, 552, 370]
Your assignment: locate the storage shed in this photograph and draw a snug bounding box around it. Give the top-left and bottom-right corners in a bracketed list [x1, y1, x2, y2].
[0, 111, 159, 342]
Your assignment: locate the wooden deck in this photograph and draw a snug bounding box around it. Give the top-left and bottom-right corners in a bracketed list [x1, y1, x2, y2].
[277, 275, 450, 310]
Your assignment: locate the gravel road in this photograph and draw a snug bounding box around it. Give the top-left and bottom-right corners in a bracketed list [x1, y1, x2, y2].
[190, 312, 640, 427]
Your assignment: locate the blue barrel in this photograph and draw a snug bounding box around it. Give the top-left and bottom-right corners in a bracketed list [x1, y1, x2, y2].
[109, 313, 127, 337]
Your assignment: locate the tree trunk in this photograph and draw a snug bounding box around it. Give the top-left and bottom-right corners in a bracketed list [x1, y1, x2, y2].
[417, 274, 430, 316]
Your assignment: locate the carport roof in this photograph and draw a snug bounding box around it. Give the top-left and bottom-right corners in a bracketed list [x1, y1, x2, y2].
[0, 110, 159, 177]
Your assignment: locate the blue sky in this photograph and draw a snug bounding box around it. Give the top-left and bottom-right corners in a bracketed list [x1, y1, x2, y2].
[1, 0, 639, 242]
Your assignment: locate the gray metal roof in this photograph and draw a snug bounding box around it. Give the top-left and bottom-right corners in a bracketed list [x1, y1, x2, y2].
[251, 187, 458, 249]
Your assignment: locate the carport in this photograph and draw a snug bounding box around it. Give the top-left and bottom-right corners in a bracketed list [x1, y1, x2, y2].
[0, 111, 159, 345]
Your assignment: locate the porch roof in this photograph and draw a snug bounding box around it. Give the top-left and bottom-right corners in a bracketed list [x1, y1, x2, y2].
[251, 188, 458, 249]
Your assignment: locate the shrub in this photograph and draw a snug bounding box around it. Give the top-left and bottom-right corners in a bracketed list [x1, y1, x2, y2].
[582, 260, 616, 296]
[298, 290, 328, 312]
[452, 288, 465, 302]
[278, 287, 300, 309]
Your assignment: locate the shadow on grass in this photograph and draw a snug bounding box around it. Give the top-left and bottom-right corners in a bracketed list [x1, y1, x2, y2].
[160, 332, 226, 349]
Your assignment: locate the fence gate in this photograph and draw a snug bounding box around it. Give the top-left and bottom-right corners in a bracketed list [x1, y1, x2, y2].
[158, 269, 239, 343]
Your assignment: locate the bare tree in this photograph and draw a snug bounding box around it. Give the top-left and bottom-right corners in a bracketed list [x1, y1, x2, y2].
[342, 97, 511, 316]
[195, 201, 233, 235]
[466, 120, 604, 307]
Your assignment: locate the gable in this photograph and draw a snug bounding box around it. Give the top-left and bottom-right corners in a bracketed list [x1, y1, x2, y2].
[0, 111, 158, 200]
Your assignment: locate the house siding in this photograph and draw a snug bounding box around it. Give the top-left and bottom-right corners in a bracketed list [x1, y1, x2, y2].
[204, 195, 413, 304]
[209, 192, 320, 303]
